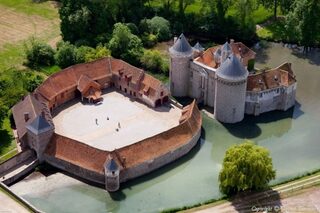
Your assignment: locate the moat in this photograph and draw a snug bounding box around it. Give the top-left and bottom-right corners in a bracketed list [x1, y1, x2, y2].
[10, 42, 320, 213]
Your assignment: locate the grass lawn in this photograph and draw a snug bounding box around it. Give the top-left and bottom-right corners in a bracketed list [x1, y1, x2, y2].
[257, 19, 287, 42]
[0, 117, 17, 163]
[0, 0, 59, 19]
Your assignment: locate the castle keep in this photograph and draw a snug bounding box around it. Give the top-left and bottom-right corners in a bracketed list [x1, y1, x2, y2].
[169, 34, 297, 123]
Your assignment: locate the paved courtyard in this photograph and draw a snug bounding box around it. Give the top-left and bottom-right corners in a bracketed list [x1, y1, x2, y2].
[53, 91, 181, 151]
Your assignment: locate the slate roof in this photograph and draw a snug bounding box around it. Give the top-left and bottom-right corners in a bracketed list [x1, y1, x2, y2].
[169, 33, 193, 56]
[106, 159, 119, 171]
[11, 94, 49, 140]
[222, 42, 232, 52]
[216, 54, 248, 80]
[26, 115, 53, 135]
[193, 42, 204, 52]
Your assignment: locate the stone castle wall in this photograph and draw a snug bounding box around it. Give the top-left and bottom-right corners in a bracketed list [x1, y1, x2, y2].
[120, 128, 201, 183]
[245, 83, 297, 115]
[0, 150, 35, 175]
[44, 155, 105, 185]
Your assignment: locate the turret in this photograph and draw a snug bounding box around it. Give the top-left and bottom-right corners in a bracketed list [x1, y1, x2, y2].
[169, 33, 193, 97]
[104, 158, 120, 192]
[220, 42, 232, 63]
[26, 115, 54, 162]
[214, 54, 248, 123]
[193, 42, 204, 58]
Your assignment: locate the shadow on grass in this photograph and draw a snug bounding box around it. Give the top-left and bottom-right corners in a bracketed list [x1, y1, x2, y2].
[231, 188, 282, 213]
[292, 48, 320, 66]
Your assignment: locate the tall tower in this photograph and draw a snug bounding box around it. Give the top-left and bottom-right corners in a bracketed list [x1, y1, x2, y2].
[104, 158, 120, 192]
[214, 54, 249, 123]
[26, 115, 54, 162]
[169, 33, 193, 97]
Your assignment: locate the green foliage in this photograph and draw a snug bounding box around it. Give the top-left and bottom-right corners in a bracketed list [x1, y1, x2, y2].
[141, 33, 158, 48]
[55, 41, 78, 68]
[285, 0, 320, 47]
[247, 59, 255, 71]
[75, 46, 95, 63]
[0, 101, 8, 128]
[108, 23, 143, 66]
[219, 141, 276, 195]
[84, 45, 111, 62]
[140, 50, 169, 74]
[24, 38, 55, 68]
[148, 16, 171, 41]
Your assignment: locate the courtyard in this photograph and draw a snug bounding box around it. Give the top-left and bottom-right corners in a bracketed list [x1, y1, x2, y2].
[53, 90, 181, 151]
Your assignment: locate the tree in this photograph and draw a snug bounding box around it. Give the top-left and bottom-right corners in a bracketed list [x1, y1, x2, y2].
[285, 0, 320, 49]
[148, 16, 171, 41]
[219, 141, 276, 195]
[235, 0, 257, 38]
[202, 0, 233, 23]
[140, 50, 169, 74]
[0, 101, 8, 127]
[55, 42, 78, 68]
[259, 0, 294, 19]
[108, 23, 143, 65]
[24, 37, 55, 68]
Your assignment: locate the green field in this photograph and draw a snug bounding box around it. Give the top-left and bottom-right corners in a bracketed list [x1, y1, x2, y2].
[0, 0, 60, 160]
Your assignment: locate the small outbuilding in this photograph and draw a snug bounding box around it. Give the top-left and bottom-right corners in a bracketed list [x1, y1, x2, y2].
[77, 74, 102, 103]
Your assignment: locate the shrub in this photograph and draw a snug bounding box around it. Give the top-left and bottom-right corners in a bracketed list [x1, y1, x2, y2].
[24, 38, 55, 68]
[141, 33, 158, 48]
[55, 41, 78, 68]
[140, 50, 168, 74]
[75, 46, 95, 63]
[84, 45, 111, 62]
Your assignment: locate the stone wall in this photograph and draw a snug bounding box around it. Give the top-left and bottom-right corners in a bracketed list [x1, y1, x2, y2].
[245, 83, 297, 115]
[0, 150, 34, 175]
[120, 128, 201, 183]
[44, 155, 105, 185]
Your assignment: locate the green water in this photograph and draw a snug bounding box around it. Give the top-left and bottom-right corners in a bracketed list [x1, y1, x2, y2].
[10, 42, 320, 213]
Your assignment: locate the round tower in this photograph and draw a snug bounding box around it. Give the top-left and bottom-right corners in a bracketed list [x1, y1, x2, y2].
[214, 54, 248, 123]
[104, 158, 120, 192]
[169, 33, 193, 97]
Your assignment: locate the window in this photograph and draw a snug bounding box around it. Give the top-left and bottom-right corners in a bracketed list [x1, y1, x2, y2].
[259, 93, 263, 98]
[160, 91, 164, 96]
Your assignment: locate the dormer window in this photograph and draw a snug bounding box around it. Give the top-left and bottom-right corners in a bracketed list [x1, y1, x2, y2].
[274, 75, 278, 81]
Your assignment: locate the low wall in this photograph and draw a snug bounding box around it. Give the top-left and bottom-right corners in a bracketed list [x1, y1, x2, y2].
[0, 182, 43, 212]
[2, 160, 38, 186]
[44, 155, 105, 185]
[0, 150, 34, 176]
[120, 128, 201, 182]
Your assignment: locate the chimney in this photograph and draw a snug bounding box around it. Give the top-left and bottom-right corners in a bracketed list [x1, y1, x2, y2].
[24, 112, 29, 122]
[230, 39, 235, 44]
[174, 36, 178, 44]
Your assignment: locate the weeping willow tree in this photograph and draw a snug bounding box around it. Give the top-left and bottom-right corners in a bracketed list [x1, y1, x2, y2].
[219, 141, 276, 195]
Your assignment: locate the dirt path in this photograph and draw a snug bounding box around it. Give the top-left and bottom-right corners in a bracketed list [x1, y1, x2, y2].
[0, 190, 29, 213]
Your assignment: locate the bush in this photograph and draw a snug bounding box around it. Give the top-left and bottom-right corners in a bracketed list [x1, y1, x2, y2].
[148, 16, 171, 41]
[55, 42, 78, 68]
[24, 38, 55, 68]
[219, 141, 276, 195]
[75, 46, 95, 63]
[141, 33, 158, 48]
[84, 45, 111, 62]
[140, 50, 168, 74]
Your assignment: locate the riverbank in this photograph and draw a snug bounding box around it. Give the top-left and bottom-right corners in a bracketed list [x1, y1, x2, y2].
[181, 170, 320, 213]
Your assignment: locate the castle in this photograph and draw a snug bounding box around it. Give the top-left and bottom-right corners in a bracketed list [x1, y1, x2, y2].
[9, 57, 201, 192]
[169, 34, 297, 123]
